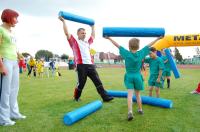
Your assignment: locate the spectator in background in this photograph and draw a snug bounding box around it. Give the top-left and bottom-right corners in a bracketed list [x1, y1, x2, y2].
[18, 56, 25, 74]
[37, 59, 44, 78]
[27, 56, 36, 77]
[49, 60, 55, 76]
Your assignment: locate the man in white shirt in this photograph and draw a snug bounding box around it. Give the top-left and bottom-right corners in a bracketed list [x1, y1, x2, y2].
[59, 16, 113, 102]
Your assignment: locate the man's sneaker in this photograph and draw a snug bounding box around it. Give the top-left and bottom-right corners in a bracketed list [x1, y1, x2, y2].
[0, 120, 16, 126]
[11, 115, 26, 120]
[103, 96, 114, 102]
[190, 90, 197, 94]
[127, 112, 134, 121]
[138, 110, 144, 115]
[190, 90, 200, 94]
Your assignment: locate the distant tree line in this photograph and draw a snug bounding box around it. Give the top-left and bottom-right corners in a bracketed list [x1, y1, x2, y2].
[21, 50, 69, 61]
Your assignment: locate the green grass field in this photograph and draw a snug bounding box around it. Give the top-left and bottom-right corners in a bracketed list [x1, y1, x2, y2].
[0, 68, 200, 132]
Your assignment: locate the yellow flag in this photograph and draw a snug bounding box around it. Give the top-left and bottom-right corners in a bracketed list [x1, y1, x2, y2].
[90, 48, 96, 55]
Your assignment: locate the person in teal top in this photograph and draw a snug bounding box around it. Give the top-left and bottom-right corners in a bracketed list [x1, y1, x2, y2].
[0, 9, 26, 126]
[105, 36, 162, 121]
[161, 50, 171, 88]
[144, 47, 164, 98]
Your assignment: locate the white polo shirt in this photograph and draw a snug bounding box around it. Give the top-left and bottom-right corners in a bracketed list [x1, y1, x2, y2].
[68, 35, 94, 64]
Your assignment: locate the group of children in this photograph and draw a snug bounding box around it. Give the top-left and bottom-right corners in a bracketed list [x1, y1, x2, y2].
[27, 57, 45, 78]
[105, 37, 171, 121]
[26, 57, 61, 78]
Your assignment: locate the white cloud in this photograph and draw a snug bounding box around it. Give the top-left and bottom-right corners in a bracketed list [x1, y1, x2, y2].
[1, 0, 200, 58]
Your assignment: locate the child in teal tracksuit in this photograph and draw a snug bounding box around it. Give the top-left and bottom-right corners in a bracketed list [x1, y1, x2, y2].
[145, 47, 164, 98]
[161, 50, 171, 88]
[105, 37, 162, 121]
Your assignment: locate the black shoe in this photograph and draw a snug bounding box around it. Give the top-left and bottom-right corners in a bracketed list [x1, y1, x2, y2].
[127, 112, 134, 121]
[103, 96, 114, 102]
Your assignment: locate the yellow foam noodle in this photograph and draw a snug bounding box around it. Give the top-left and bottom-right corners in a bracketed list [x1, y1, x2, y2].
[153, 34, 200, 50]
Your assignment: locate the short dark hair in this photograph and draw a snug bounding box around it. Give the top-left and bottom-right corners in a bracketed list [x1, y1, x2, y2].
[77, 28, 85, 33]
[150, 47, 157, 52]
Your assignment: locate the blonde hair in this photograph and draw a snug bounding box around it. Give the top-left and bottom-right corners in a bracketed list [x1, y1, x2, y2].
[129, 38, 140, 50]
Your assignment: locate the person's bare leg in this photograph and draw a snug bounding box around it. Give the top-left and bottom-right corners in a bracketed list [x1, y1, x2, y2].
[135, 90, 142, 110]
[155, 87, 160, 98]
[127, 89, 133, 113]
[149, 86, 153, 96]
[127, 89, 134, 120]
[135, 90, 144, 114]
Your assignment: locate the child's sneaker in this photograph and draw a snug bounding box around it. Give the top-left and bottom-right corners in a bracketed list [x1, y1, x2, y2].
[138, 110, 144, 115]
[0, 120, 16, 126]
[73, 98, 81, 102]
[127, 112, 134, 121]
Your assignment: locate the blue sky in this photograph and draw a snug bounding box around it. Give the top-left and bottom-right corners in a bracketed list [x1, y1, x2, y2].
[1, 0, 200, 58]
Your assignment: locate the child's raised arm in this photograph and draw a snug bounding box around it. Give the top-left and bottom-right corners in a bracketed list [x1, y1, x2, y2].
[147, 36, 163, 47]
[104, 37, 120, 48]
